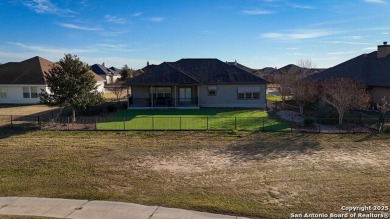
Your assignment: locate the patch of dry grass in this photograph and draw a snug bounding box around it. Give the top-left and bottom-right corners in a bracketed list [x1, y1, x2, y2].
[0, 105, 57, 116]
[0, 130, 389, 218]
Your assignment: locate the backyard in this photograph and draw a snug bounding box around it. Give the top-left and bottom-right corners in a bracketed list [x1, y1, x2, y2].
[97, 108, 290, 131]
[0, 130, 389, 219]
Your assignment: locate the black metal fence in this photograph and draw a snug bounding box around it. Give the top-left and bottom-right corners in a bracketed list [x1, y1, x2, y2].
[1, 114, 389, 133]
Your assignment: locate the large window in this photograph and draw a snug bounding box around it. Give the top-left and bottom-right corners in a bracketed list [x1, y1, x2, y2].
[23, 87, 39, 98]
[31, 87, 38, 98]
[237, 86, 261, 100]
[152, 87, 171, 99]
[23, 87, 30, 98]
[0, 87, 7, 98]
[208, 85, 217, 96]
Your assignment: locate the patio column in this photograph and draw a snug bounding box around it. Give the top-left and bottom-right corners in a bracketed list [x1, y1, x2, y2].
[197, 85, 200, 107]
[174, 85, 177, 107]
[151, 86, 153, 108]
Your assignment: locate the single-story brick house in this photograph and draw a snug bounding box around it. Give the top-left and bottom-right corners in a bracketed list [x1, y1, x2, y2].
[125, 58, 268, 108]
[0, 56, 105, 104]
[313, 42, 390, 104]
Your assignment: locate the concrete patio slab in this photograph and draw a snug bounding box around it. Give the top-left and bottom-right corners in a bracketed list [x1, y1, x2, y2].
[66, 200, 159, 219]
[151, 206, 242, 219]
[0, 197, 87, 218]
[0, 197, 19, 209]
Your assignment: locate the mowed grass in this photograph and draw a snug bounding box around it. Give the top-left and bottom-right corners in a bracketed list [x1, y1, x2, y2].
[0, 130, 389, 218]
[266, 94, 282, 101]
[97, 108, 290, 131]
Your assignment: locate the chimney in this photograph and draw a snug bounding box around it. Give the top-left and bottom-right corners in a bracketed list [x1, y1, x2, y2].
[102, 62, 105, 67]
[147, 61, 150, 66]
[377, 41, 390, 58]
[234, 60, 237, 66]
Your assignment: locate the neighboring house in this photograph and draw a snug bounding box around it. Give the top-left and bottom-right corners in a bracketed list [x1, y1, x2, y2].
[0, 56, 106, 104]
[91, 64, 121, 84]
[255, 64, 325, 83]
[91, 72, 106, 94]
[0, 56, 51, 104]
[125, 58, 268, 108]
[313, 42, 390, 104]
[226, 60, 258, 74]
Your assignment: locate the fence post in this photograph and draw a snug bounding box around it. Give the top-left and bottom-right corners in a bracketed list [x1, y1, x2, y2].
[95, 117, 97, 130]
[67, 117, 70, 130]
[152, 116, 155, 130]
[234, 117, 237, 130]
[206, 117, 209, 130]
[290, 117, 293, 132]
[10, 115, 13, 127]
[180, 117, 182, 130]
[123, 116, 126, 130]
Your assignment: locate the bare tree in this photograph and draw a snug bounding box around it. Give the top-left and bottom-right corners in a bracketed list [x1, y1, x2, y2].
[321, 77, 370, 124]
[290, 77, 318, 115]
[288, 60, 318, 115]
[376, 96, 388, 132]
[273, 72, 293, 109]
[106, 81, 126, 101]
[296, 59, 316, 77]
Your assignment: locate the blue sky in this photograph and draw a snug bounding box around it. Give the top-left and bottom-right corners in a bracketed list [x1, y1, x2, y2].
[0, 0, 390, 69]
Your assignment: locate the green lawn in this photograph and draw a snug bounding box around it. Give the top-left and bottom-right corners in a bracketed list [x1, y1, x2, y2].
[96, 108, 290, 131]
[266, 94, 282, 101]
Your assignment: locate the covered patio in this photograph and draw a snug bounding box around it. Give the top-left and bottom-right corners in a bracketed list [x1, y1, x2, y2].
[128, 85, 199, 108]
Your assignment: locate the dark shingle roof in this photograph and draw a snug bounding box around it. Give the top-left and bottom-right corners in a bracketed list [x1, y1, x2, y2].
[312, 51, 390, 87]
[91, 64, 121, 76]
[0, 56, 52, 85]
[226, 61, 257, 74]
[126, 62, 201, 85]
[91, 64, 111, 75]
[126, 58, 267, 85]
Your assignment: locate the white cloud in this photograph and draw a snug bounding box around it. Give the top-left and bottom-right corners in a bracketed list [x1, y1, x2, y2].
[343, 35, 363, 40]
[260, 30, 336, 40]
[95, 44, 147, 52]
[146, 17, 165, 22]
[100, 30, 130, 37]
[104, 15, 126, 24]
[96, 44, 128, 49]
[364, 0, 385, 3]
[56, 23, 102, 31]
[285, 47, 299, 50]
[287, 52, 307, 56]
[290, 5, 316, 9]
[9, 42, 96, 54]
[319, 40, 371, 45]
[362, 47, 376, 51]
[132, 12, 143, 17]
[241, 10, 274, 15]
[24, 0, 76, 15]
[326, 51, 357, 55]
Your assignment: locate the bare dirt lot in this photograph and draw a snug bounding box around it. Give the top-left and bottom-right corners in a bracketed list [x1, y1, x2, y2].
[0, 130, 389, 218]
